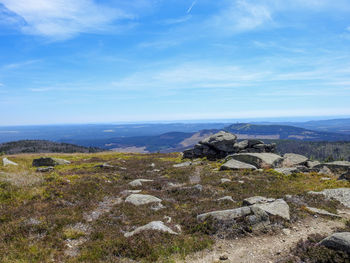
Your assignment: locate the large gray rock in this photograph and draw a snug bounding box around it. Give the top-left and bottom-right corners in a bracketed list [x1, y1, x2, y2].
[124, 221, 178, 237]
[226, 153, 283, 169]
[252, 199, 290, 220]
[277, 153, 308, 168]
[320, 232, 350, 254]
[125, 194, 162, 206]
[2, 158, 18, 166]
[200, 131, 237, 152]
[309, 188, 350, 208]
[32, 157, 70, 167]
[220, 159, 257, 171]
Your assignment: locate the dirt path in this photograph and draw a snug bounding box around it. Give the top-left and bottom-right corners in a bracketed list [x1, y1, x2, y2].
[179, 215, 348, 263]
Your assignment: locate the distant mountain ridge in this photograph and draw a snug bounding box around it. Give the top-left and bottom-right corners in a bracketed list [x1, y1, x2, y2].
[0, 140, 103, 154]
[225, 123, 350, 141]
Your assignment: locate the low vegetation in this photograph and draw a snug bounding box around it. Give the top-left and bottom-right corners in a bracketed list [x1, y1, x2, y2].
[0, 152, 349, 262]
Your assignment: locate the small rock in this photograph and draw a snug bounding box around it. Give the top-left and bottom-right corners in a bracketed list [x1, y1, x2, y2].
[282, 228, 291, 235]
[36, 166, 54, 172]
[220, 178, 231, 183]
[128, 179, 153, 187]
[219, 254, 228, 260]
[2, 157, 18, 166]
[318, 166, 333, 176]
[217, 196, 234, 202]
[124, 221, 178, 237]
[173, 161, 192, 168]
[125, 194, 162, 206]
[305, 207, 341, 218]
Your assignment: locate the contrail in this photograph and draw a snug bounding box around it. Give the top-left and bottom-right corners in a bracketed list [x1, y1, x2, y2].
[187, 0, 197, 13]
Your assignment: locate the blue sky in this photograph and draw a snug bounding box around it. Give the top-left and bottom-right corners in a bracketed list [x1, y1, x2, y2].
[0, 0, 350, 125]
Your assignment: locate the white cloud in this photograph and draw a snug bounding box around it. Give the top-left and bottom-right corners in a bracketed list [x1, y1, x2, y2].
[3, 59, 40, 69]
[0, 0, 133, 39]
[29, 87, 54, 92]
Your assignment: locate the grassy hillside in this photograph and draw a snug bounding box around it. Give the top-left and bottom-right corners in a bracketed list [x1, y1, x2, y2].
[0, 140, 103, 155]
[0, 152, 349, 262]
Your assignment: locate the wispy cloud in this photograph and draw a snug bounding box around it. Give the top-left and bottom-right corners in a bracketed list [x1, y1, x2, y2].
[29, 87, 54, 92]
[2, 59, 40, 69]
[0, 0, 134, 39]
[187, 1, 197, 14]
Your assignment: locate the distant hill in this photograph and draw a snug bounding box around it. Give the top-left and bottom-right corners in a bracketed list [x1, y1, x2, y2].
[255, 118, 350, 134]
[0, 140, 103, 154]
[225, 123, 350, 141]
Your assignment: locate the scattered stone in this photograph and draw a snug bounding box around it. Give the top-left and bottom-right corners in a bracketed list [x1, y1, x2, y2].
[220, 159, 257, 171]
[273, 166, 309, 175]
[226, 153, 283, 169]
[125, 194, 162, 206]
[128, 179, 153, 187]
[197, 207, 252, 222]
[151, 202, 165, 211]
[173, 161, 192, 168]
[320, 177, 332, 181]
[305, 207, 341, 218]
[220, 178, 231, 183]
[252, 199, 290, 220]
[282, 228, 291, 235]
[32, 157, 70, 167]
[120, 190, 142, 197]
[320, 232, 350, 254]
[124, 221, 178, 237]
[94, 163, 114, 168]
[217, 196, 234, 202]
[84, 197, 122, 222]
[309, 188, 350, 208]
[36, 166, 54, 172]
[2, 157, 18, 166]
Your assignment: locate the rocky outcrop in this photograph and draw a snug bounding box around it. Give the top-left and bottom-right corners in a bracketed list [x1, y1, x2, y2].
[124, 221, 178, 237]
[320, 232, 350, 254]
[220, 159, 257, 171]
[183, 131, 276, 160]
[2, 157, 18, 166]
[226, 153, 283, 169]
[32, 157, 71, 167]
[125, 194, 162, 206]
